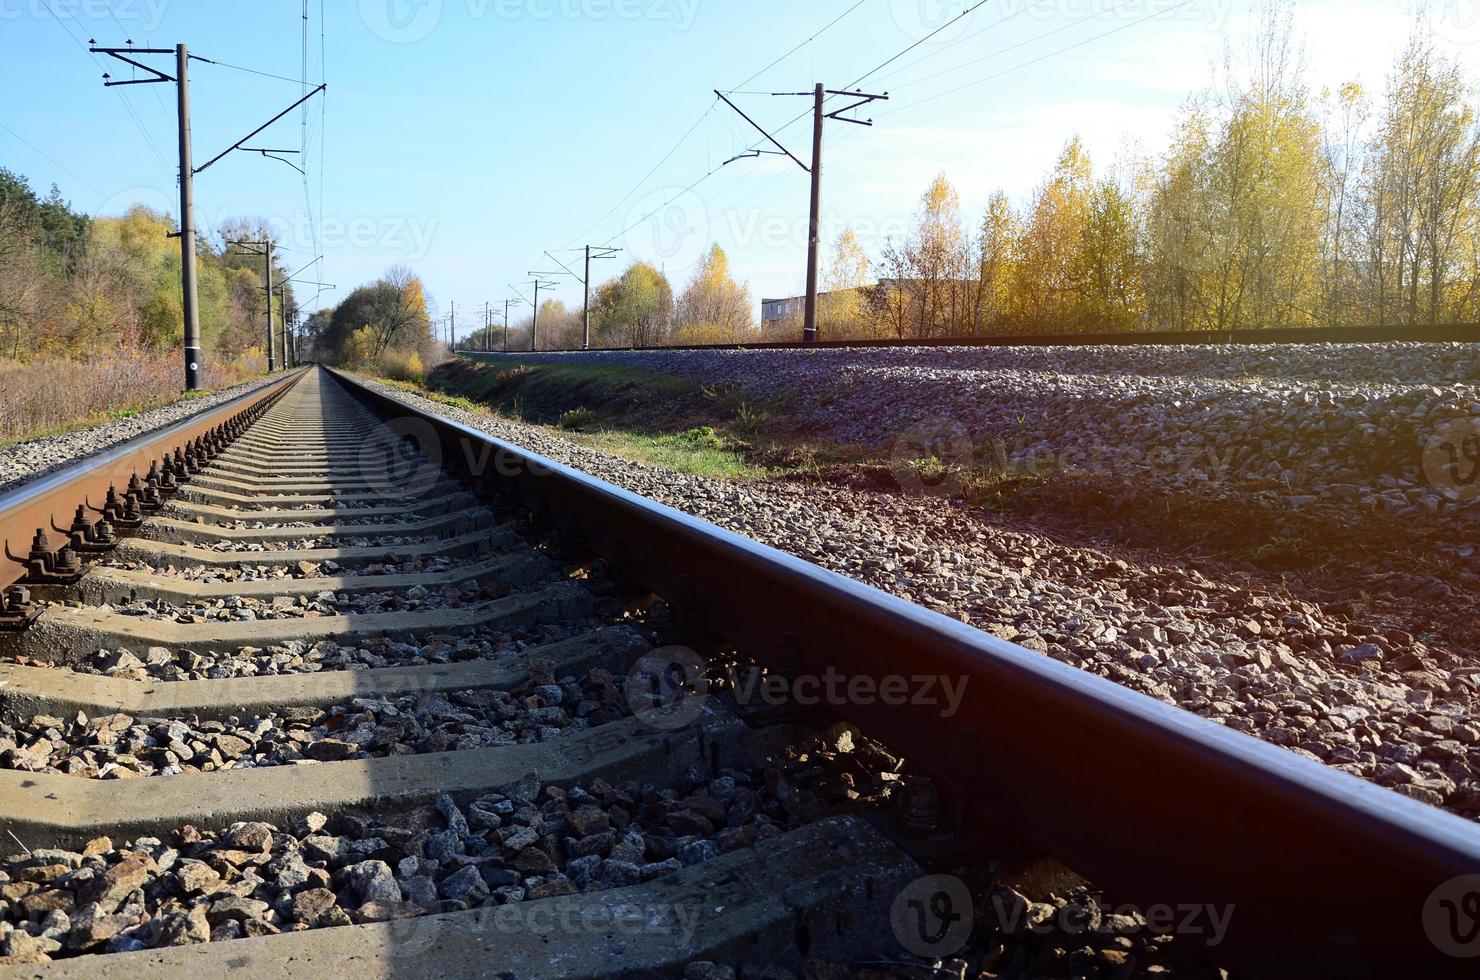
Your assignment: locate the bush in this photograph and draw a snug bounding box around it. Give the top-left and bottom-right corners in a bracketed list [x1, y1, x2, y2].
[556, 407, 599, 431]
[377, 349, 425, 384]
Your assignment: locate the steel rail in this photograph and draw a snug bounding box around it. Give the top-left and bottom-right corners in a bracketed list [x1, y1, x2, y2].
[460, 320, 1480, 353]
[330, 365, 1480, 977]
[0, 370, 307, 602]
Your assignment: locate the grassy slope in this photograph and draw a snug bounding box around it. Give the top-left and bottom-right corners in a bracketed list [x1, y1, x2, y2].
[408, 356, 1476, 659]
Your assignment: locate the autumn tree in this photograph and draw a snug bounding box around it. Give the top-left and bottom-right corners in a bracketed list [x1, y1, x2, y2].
[323, 265, 433, 364]
[1361, 27, 1480, 325]
[970, 191, 1022, 334]
[907, 174, 971, 337]
[591, 261, 674, 347]
[672, 244, 754, 343]
[1017, 138, 1095, 330]
[819, 230, 874, 339]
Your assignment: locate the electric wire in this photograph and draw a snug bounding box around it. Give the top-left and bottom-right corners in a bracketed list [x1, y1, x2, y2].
[880, 0, 1196, 115]
[0, 122, 107, 198]
[722, 0, 869, 94]
[884, 0, 1156, 92]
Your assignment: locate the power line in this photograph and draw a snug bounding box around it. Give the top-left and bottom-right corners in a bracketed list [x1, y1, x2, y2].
[880, 0, 1196, 115]
[845, 0, 997, 90]
[0, 122, 107, 197]
[869, 0, 1051, 85]
[560, 0, 872, 255]
[38, 3, 176, 214]
[189, 55, 310, 85]
[561, 103, 716, 250]
[723, 0, 869, 94]
[886, 0, 1152, 92]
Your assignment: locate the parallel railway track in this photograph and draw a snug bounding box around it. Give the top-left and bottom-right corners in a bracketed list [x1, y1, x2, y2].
[0, 366, 1475, 977]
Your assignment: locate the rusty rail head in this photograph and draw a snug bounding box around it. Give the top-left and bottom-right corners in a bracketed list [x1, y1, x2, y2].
[0, 370, 305, 619]
[328, 366, 1480, 978]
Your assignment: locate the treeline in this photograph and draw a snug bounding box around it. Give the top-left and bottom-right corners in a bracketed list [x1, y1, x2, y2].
[0, 169, 292, 365]
[306, 264, 439, 380]
[464, 245, 756, 352]
[806, 15, 1480, 340]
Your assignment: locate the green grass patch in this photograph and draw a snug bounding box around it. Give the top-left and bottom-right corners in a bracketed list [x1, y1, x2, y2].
[570, 427, 770, 481]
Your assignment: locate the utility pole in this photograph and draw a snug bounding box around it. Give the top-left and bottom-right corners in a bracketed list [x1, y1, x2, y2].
[804, 84, 824, 344]
[264, 240, 275, 370]
[501, 295, 527, 354]
[227, 239, 277, 370]
[175, 45, 201, 388]
[484, 302, 491, 353]
[89, 42, 326, 388]
[278, 272, 334, 365]
[715, 85, 887, 344]
[525, 276, 559, 351]
[449, 301, 456, 353]
[544, 247, 621, 350]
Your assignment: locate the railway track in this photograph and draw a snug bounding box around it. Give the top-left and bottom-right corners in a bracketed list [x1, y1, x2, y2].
[0, 366, 1476, 977]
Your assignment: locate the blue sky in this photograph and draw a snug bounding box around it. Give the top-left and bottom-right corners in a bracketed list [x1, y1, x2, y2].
[1, 0, 1469, 339]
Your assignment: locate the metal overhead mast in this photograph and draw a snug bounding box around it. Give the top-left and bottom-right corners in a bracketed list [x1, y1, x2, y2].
[501, 295, 529, 353]
[524, 276, 561, 352]
[89, 41, 327, 390]
[541, 247, 623, 350]
[715, 85, 887, 343]
[227, 239, 277, 371]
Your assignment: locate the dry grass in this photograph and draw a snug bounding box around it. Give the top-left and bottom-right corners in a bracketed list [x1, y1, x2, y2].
[0, 351, 264, 447]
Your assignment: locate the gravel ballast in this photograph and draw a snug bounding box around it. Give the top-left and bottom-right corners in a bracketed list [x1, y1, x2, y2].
[468, 344, 1480, 523]
[357, 374, 1480, 824]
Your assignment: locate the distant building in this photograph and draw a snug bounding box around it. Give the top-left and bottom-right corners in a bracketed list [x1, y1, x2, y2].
[760, 289, 859, 327]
